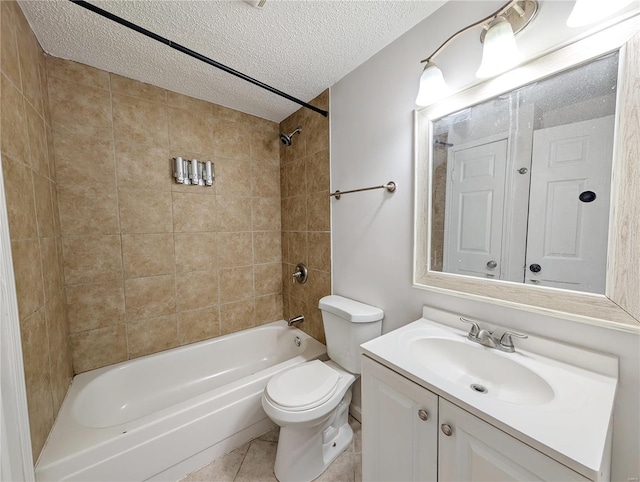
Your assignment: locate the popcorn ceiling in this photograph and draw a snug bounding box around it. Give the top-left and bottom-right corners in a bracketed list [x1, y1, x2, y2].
[19, 0, 446, 122]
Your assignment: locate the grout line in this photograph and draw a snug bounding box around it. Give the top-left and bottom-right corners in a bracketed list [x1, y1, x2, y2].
[250, 192, 258, 327]
[45, 90, 76, 378]
[213, 193, 222, 337]
[163, 95, 181, 347]
[106, 70, 130, 361]
[26, 117, 55, 389]
[20, 43, 59, 417]
[231, 442, 251, 482]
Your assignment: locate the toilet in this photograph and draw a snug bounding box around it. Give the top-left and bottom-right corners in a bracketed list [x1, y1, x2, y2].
[262, 295, 383, 482]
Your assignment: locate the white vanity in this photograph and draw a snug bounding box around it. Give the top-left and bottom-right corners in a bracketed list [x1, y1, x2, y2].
[360, 306, 618, 481]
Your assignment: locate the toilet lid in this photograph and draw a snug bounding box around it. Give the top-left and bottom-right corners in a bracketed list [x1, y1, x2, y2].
[266, 360, 340, 411]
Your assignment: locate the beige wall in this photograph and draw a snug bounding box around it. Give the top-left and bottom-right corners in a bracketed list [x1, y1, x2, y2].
[0, 1, 73, 461]
[46, 57, 285, 374]
[280, 91, 331, 344]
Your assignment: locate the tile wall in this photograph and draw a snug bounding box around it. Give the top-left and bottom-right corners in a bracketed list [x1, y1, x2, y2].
[0, 1, 73, 461]
[47, 58, 284, 374]
[280, 91, 331, 343]
[2, 1, 330, 463]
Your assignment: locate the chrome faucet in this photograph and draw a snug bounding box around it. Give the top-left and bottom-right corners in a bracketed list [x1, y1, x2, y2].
[460, 317, 527, 353]
[288, 315, 304, 327]
[475, 328, 497, 349]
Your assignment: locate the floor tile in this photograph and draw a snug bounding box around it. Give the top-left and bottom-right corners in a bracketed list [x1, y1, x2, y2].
[354, 454, 362, 482]
[233, 440, 278, 482]
[180, 417, 362, 481]
[313, 451, 355, 482]
[257, 427, 280, 443]
[180, 443, 249, 482]
[349, 416, 362, 454]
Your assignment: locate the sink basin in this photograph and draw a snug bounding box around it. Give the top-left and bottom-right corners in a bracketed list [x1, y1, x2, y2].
[361, 311, 619, 480]
[409, 337, 554, 405]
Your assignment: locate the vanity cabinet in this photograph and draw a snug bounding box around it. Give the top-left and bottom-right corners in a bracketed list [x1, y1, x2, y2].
[361, 353, 438, 481]
[362, 356, 590, 482]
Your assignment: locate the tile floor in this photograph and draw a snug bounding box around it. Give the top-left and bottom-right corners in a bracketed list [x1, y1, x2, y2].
[180, 416, 362, 482]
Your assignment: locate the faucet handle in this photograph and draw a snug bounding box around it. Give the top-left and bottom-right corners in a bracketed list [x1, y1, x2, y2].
[499, 331, 528, 352]
[292, 263, 308, 284]
[459, 317, 480, 337]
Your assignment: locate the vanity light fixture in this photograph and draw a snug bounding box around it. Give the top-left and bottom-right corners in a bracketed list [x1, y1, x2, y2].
[566, 0, 636, 27]
[415, 0, 538, 106]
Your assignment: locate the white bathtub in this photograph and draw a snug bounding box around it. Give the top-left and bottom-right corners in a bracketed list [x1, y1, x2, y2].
[35, 321, 326, 481]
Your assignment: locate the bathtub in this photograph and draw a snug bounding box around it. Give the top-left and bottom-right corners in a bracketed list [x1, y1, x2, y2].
[35, 320, 326, 481]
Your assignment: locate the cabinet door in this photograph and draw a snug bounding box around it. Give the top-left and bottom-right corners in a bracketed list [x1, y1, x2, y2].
[438, 399, 589, 481]
[362, 356, 438, 482]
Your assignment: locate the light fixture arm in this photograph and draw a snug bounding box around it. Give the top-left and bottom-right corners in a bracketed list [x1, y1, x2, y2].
[420, 0, 519, 63]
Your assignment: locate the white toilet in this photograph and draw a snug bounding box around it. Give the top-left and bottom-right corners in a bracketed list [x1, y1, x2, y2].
[262, 295, 383, 482]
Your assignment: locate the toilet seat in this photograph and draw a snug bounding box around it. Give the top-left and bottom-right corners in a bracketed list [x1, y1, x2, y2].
[265, 360, 340, 411]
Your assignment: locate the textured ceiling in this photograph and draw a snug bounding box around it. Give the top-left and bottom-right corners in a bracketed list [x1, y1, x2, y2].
[19, 0, 448, 122]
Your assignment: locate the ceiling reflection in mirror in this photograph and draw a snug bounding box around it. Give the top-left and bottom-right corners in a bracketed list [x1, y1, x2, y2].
[429, 53, 618, 294]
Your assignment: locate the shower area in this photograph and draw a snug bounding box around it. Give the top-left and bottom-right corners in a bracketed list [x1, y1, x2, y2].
[1, 0, 331, 468]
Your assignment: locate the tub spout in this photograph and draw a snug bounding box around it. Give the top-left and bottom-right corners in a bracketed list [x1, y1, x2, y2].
[288, 315, 304, 327]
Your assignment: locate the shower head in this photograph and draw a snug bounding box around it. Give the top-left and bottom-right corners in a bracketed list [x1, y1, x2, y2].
[280, 127, 302, 146]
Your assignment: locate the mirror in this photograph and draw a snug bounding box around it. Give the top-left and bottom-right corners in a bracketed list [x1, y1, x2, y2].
[414, 18, 640, 328]
[430, 53, 617, 295]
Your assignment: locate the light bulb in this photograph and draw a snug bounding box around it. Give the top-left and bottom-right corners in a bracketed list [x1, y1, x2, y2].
[567, 0, 635, 28]
[415, 62, 451, 107]
[476, 17, 522, 79]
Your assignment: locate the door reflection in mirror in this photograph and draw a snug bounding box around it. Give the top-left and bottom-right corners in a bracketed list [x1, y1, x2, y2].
[430, 53, 618, 294]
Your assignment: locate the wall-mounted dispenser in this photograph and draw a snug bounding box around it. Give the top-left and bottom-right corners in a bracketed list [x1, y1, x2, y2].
[174, 156, 185, 183]
[173, 157, 214, 187]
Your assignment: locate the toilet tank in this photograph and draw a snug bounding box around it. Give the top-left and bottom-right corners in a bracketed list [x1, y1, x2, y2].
[318, 295, 383, 374]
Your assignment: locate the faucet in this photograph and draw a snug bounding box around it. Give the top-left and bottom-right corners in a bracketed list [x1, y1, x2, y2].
[288, 315, 304, 327]
[460, 317, 527, 353]
[475, 328, 497, 349]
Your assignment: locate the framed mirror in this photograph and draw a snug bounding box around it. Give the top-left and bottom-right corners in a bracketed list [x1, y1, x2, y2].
[414, 17, 640, 330]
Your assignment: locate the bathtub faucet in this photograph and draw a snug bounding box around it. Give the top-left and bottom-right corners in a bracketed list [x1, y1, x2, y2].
[288, 315, 304, 327]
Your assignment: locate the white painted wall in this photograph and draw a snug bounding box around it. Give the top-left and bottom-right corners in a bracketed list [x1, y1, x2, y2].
[331, 1, 640, 480]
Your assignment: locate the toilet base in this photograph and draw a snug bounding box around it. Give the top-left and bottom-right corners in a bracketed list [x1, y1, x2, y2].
[273, 391, 353, 482]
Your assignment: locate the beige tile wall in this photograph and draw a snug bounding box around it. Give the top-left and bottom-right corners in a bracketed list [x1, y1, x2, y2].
[0, 1, 73, 462]
[47, 58, 284, 374]
[280, 91, 332, 344]
[2, 1, 330, 462]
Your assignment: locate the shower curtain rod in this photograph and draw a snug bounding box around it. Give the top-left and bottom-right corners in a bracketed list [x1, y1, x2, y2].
[69, 0, 329, 118]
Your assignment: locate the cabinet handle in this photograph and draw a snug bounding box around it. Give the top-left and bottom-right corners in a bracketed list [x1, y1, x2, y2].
[441, 424, 453, 436]
[417, 409, 429, 421]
